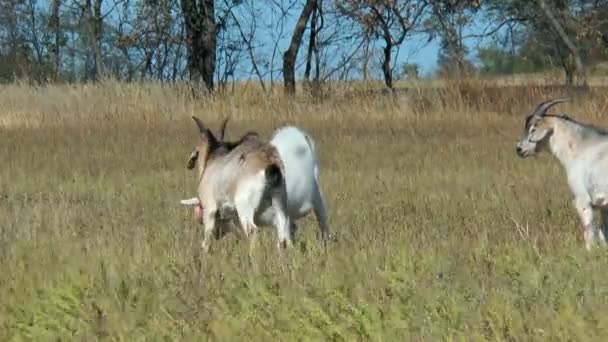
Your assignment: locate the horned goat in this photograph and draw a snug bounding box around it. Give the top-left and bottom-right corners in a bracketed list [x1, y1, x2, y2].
[182, 122, 330, 246]
[516, 98, 608, 250]
[185, 116, 292, 252]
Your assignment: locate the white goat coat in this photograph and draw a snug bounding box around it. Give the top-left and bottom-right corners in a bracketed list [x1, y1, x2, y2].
[562, 139, 608, 207]
[270, 126, 320, 219]
[270, 126, 329, 242]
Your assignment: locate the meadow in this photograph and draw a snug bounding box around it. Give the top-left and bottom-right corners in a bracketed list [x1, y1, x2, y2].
[2, 79, 608, 340]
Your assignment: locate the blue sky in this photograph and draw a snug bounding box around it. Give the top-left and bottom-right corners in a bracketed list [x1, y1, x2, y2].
[260, 3, 492, 79]
[395, 38, 441, 76]
[381, 18, 494, 76]
[251, 2, 464, 79]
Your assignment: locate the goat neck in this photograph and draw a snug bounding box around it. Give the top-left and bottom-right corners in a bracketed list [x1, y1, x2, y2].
[546, 117, 587, 169]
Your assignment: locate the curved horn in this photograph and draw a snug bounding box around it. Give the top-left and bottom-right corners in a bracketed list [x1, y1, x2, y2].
[531, 97, 570, 117]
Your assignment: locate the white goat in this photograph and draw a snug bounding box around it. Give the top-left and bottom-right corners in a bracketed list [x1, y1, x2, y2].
[182, 122, 330, 246]
[186, 116, 292, 252]
[269, 126, 330, 244]
[516, 98, 608, 250]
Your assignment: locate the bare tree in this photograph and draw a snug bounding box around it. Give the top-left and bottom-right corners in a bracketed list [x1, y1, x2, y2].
[265, 0, 295, 92]
[227, 0, 267, 93]
[180, 0, 217, 91]
[0, 0, 29, 81]
[538, 0, 586, 86]
[115, 0, 136, 81]
[23, 0, 47, 77]
[48, 0, 61, 81]
[338, 0, 428, 89]
[303, 0, 322, 94]
[427, 0, 480, 77]
[283, 0, 317, 95]
[79, 0, 104, 81]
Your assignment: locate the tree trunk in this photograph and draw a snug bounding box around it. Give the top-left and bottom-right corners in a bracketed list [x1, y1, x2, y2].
[447, 29, 467, 76]
[49, 0, 61, 81]
[180, 0, 216, 92]
[303, 2, 319, 81]
[92, 0, 103, 80]
[83, 0, 103, 81]
[304, 1, 320, 95]
[200, 0, 216, 91]
[172, 25, 185, 82]
[382, 41, 393, 89]
[539, 0, 586, 87]
[362, 36, 370, 81]
[564, 68, 573, 86]
[563, 53, 577, 86]
[283, 0, 317, 95]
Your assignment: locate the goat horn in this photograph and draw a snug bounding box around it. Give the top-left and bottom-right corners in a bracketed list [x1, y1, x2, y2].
[218, 116, 230, 140]
[192, 116, 219, 146]
[532, 98, 570, 117]
[192, 116, 206, 133]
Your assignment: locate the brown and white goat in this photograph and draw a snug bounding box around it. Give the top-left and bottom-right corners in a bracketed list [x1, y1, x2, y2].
[186, 116, 292, 252]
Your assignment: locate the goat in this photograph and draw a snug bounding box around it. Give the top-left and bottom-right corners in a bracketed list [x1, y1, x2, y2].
[268, 126, 330, 245]
[182, 121, 330, 246]
[186, 116, 292, 252]
[516, 98, 608, 250]
[183, 117, 260, 232]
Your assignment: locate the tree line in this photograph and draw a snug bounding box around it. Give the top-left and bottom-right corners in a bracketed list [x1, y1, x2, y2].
[0, 0, 606, 93]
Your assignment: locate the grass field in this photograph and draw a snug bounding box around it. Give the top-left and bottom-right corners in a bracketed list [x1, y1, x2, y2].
[2, 80, 608, 340]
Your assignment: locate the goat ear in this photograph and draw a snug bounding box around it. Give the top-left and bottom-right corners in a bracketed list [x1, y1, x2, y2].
[192, 116, 220, 148]
[186, 150, 199, 169]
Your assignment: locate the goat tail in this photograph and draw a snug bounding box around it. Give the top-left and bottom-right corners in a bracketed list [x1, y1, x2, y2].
[265, 163, 283, 189]
[265, 164, 282, 188]
[265, 149, 285, 189]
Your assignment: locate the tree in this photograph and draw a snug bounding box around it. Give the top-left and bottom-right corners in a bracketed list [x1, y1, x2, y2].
[48, 0, 62, 81]
[538, 0, 585, 86]
[303, 0, 322, 94]
[337, 0, 428, 89]
[482, 0, 602, 86]
[477, 44, 554, 75]
[88, 0, 104, 81]
[180, 0, 217, 91]
[0, 0, 55, 82]
[283, 0, 317, 95]
[400, 61, 419, 79]
[427, 0, 480, 77]
[65, 0, 106, 81]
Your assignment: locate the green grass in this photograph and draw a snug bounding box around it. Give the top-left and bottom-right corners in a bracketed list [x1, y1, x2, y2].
[2, 82, 608, 340]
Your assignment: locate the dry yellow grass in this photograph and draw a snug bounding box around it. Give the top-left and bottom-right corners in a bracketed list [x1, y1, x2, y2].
[2, 79, 608, 340]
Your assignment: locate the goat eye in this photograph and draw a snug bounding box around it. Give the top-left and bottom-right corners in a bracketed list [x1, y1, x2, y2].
[530, 128, 536, 134]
